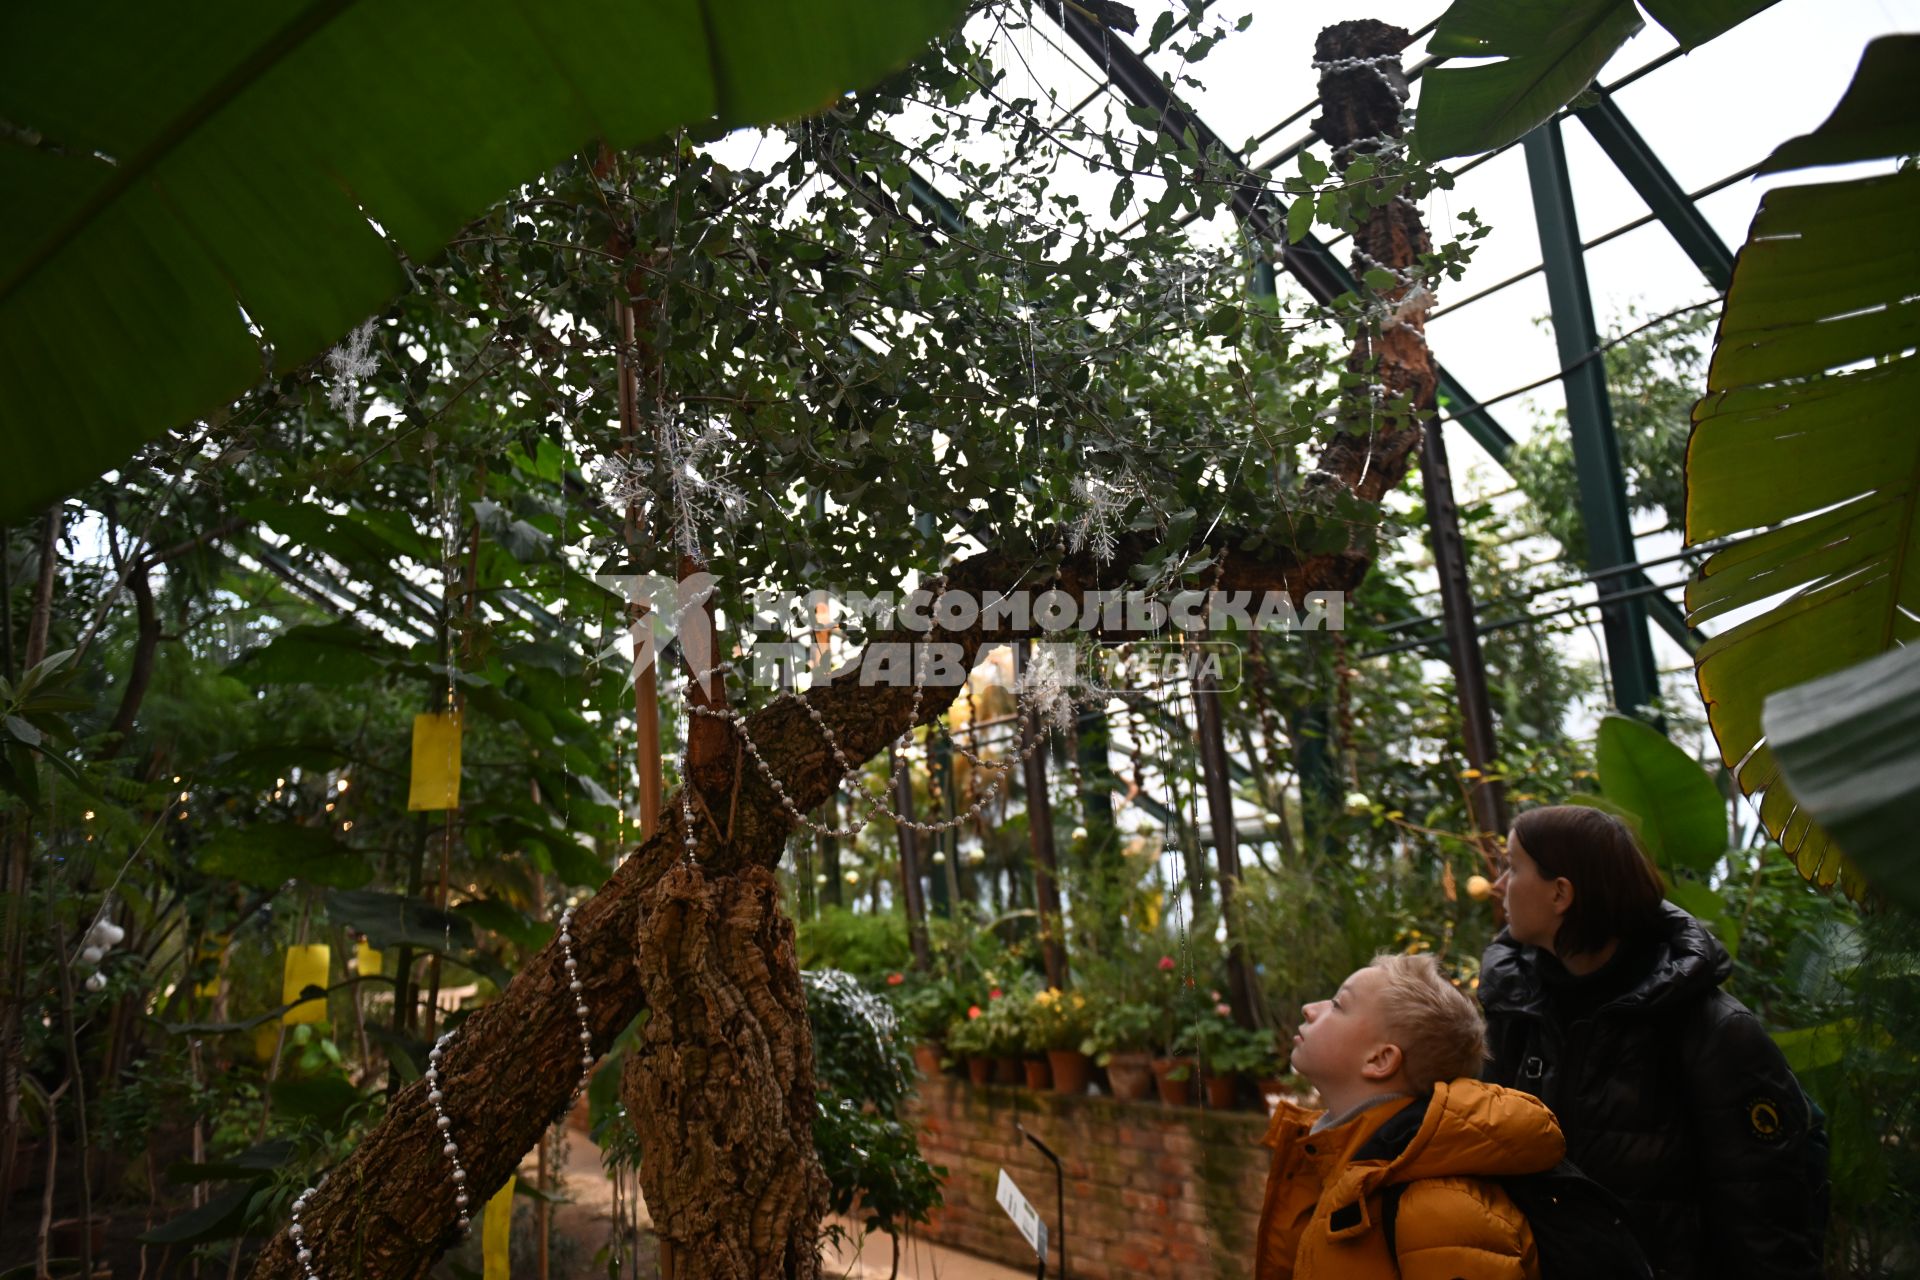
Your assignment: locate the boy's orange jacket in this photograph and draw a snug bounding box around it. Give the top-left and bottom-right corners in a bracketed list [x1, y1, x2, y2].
[1253, 1079, 1566, 1280]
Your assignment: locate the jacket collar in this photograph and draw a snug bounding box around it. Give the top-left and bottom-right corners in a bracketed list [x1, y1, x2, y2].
[1319, 1080, 1566, 1241]
[1480, 901, 1730, 1018]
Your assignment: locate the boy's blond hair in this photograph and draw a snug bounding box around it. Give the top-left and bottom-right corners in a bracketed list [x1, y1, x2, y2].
[1366, 953, 1488, 1091]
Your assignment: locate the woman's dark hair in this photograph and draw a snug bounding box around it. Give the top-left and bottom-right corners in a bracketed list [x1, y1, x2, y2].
[1509, 805, 1666, 957]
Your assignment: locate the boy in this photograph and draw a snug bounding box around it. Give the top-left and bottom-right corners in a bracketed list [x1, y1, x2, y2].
[1253, 954, 1566, 1280]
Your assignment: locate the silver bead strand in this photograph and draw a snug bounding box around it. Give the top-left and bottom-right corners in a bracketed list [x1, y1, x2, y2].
[290, 1188, 321, 1279]
[558, 906, 595, 1092]
[424, 1032, 472, 1234]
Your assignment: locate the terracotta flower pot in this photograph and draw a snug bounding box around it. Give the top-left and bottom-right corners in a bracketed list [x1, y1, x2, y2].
[912, 1043, 944, 1078]
[993, 1055, 1023, 1086]
[1204, 1072, 1240, 1111]
[1047, 1049, 1093, 1095]
[1105, 1051, 1156, 1102]
[1152, 1056, 1197, 1107]
[966, 1055, 993, 1086]
[1023, 1057, 1052, 1090]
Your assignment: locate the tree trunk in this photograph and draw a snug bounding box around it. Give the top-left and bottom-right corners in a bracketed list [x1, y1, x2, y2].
[623, 865, 826, 1279]
[1309, 20, 1432, 504]
[245, 530, 1370, 1280]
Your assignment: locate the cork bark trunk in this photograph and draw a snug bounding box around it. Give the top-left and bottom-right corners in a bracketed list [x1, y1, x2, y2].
[1309, 20, 1436, 503]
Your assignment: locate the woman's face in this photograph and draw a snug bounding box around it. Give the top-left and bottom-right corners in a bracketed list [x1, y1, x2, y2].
[1494, 834, 1569, 951]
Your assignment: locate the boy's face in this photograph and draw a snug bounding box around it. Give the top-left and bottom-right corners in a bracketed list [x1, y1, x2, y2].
[1290, 966, 1394, 1088]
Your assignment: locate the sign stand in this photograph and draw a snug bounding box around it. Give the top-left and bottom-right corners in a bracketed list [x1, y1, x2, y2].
[1014, 1119, 1067, 1280]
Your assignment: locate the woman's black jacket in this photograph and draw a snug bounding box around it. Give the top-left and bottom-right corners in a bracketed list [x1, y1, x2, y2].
[1480, 903, 1825, 1279]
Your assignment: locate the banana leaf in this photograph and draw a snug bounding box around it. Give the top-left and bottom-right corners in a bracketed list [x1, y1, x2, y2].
[0, 0, 967, 519]
[1684, 35, 1920, 896]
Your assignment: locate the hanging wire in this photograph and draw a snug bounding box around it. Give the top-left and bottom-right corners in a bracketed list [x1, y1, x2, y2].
[1426, 160, 1761, 322]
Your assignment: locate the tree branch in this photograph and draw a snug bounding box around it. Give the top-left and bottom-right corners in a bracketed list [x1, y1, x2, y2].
[243, 526, 1368, 1280]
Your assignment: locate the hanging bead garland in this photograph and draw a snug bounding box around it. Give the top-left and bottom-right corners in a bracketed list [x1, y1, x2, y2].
[558, 906, 595, 1094]
[424, 1031, 473, 1235]
[290, 1188, 319, 1280]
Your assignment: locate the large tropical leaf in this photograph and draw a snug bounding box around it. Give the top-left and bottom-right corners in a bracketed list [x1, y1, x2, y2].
[1764, 645, 1920, 912]
[0, 0, 967, 520]
[1684, 35, 1920, 896]
[197, 822, 373, 889]
[1592, 714, 1728, 875]
[1413, 0, 1781, 160]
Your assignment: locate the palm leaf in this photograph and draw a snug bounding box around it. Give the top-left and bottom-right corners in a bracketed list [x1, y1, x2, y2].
[1413, 0, 1781, 161]
[0, 0, 966, 520]
[1685, 35, 1920, 896]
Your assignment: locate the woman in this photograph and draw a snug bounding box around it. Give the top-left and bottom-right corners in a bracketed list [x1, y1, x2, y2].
[1480, 805, 1825, 1280]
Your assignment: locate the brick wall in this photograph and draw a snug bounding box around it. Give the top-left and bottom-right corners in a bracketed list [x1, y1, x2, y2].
[909, 1077, 1272, 1280]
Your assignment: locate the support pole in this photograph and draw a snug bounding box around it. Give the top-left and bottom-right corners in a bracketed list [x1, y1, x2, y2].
[1573, 95, 1734, 291]
[1191, 649, 1260, 1027]
[891, 744, 932, 969]
[1421, 423, 1510, 840]
[1524, 119, 1662, 721]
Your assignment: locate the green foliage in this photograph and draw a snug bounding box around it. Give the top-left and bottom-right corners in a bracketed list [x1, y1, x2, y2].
[1769, 909, 1920, 1275]
[1508, 306, 1712, 563]
[797, 905, 911, 983]
[1686, 35, 1920, 898]
[1766, 646, 1920, 913]
[1414, 0, 1781, 159]
[1083, 995, 1159, 1062]
[1589, 714, 1728, 875]
[803, 969, 944, 1241]
[885, 969, 970, 1045]
[0, 0, 970, 518]
[1190, 1013, 1280, 1077]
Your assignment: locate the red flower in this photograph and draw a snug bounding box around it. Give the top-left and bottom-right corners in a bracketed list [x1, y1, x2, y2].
[886, 973, 905, 986]
[1216, 1003, 1233, 1017]
[1158, 956, 1176, 971]
[968, 1005, 983, 1019]
[989, 987, 1003, 1000]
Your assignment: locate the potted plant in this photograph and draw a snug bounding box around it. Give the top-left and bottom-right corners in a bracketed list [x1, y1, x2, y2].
[947, 1006, 993, 1086]
[1011, 991, 1053, 1089]
[1150, 964, 1210, 1107]
[1030, 987, 1096, 1094]
[978, 991, 1026, 1085]
[1197, 1018, 1279, 1110]
[887, 971, 963, 1078]
[1086, 998, 1159, 1102]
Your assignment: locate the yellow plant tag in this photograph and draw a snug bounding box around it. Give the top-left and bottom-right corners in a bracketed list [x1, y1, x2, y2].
[282, 944, 331, 1025]
[252, 1019, 281, 1063]
[355, 939, 383, 978]
[483, 1175, 516, 1280]
[408, 711, 463, 811]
